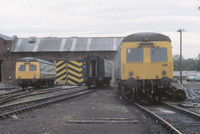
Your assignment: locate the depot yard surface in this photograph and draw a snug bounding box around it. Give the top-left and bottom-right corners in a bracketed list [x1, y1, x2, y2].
[0, 86, 169, 134]
[183, 81, 200, 90]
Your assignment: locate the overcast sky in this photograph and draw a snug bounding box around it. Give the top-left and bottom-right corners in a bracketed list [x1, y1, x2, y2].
[1, 0, 200, 58]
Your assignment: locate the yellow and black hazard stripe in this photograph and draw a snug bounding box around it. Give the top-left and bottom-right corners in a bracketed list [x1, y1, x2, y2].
[56, 61, 67, 84]
[67, 60, 84, 86]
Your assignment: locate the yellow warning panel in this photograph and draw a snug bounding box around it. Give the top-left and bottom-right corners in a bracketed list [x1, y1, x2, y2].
[56, 61, 67, 85]
[67, 60, 84, 86]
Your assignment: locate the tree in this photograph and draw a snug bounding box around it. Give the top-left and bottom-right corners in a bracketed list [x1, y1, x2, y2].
[196, 53, 200, 71]
[184, 58, 196, 70]
[173, 53, 200, 71]
[173, 54, 180, 71]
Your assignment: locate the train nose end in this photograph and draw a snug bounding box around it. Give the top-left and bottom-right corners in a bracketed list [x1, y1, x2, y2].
[83, 76, 88, 82]
[124, 77, 137, 88]
[98, 76, 103, 81]
[17, 78, 22, 84]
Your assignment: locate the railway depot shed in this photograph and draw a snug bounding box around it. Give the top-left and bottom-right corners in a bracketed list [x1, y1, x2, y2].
[0, 34, 14, 85]
[4, 35, 123, 86]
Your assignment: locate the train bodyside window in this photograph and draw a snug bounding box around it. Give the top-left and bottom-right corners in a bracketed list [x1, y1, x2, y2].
[18, 65, 26, 71]
[126, 48, 143, 62]
[40, 64, 43, 72]
[47, 65, 50, 73]
[29, 65, 37, 71]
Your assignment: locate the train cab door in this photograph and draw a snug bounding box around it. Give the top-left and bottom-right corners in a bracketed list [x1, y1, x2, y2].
[89, 59, 97, 78]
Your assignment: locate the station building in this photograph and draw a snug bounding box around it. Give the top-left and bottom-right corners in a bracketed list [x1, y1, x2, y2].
[0, 33, 123, 86]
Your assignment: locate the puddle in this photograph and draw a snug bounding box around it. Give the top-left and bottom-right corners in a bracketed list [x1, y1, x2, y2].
[156, 108, 175, 114]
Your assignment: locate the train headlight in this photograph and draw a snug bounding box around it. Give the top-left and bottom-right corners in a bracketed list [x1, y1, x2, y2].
[129, 71, 133, 76]
[162, 71, 166, 75]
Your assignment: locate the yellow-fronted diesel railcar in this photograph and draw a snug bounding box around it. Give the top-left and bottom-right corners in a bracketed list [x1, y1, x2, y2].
[114, 32, 173, 102]
[16, 57, 56, 89]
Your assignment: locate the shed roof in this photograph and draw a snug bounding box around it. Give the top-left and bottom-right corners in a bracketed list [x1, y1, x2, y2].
[0, 33, 13, 41]
[11, 37, 124, 52]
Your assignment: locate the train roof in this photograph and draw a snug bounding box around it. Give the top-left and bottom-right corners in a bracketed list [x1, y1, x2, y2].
[122, 32, 171, 42]
[83, 56, 111, 64]
[83, 56, 103, 61]
[18, 57, 55, 65]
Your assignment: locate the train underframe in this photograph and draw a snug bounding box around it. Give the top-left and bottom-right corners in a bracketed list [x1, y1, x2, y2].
[118, 78, 186, 103]
[85, 77, 111, 89]
[17, 78, 55, 90]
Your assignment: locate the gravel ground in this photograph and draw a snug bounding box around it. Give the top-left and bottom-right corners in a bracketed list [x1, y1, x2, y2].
[178, 81, 200, 114]
[183, 80, 200, 90]
[0, 86, 168, 134]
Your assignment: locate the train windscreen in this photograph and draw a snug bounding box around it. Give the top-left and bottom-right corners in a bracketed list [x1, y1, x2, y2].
[18, 65, 26, 71]
[151, 48, 168, 62]
[29, 65, 37, 71]
[126, 48, 143, 62]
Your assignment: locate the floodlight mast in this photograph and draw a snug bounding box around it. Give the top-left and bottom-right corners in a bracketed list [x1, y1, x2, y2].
[177, 29, 185, 84]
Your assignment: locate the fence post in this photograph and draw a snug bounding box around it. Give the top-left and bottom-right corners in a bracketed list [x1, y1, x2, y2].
[9, 76, 11, 86]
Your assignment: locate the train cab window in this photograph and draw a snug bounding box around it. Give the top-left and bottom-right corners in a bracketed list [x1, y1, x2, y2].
[18, 65, 26, 71]
[29, 65, 37, 71]
[127, 48, 143, 62]
[151, 48, 168, 62]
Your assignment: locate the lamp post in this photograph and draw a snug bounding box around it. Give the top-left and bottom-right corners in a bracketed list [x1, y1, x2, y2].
[177, 29, 185, 84]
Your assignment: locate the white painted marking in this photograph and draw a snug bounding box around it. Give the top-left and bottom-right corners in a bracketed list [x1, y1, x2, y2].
[15, 39, 22, 52]
[33, 39, 41, 52]
[60, 39, 66, 51]
[71, 38, 77, 51]
[86, 38, 92, 51]
[113, 38, 117, 50]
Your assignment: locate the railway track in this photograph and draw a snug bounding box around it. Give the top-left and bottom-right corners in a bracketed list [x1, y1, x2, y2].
[0, 86, 94, 120]
[122, 95, 200, 134]
[177, 101, 200, 115]
[0, 86, 78, 105]
[0, 89, 34, 105]
[0, 88, 25, 100]
[0, 88, 23, 96]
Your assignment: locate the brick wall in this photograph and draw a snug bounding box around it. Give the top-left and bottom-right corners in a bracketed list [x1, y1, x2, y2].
[0, 38, 13, 84]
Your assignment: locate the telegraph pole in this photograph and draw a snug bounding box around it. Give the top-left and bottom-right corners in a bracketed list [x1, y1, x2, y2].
[177, 29, 185, 84]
